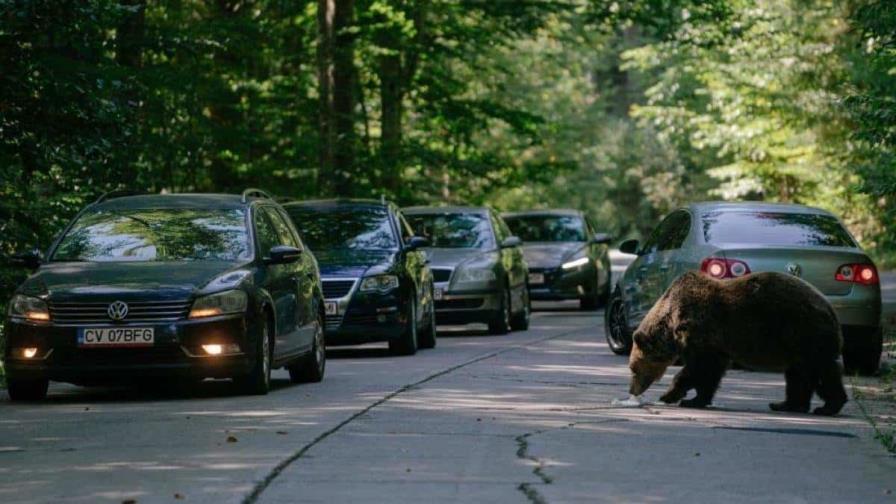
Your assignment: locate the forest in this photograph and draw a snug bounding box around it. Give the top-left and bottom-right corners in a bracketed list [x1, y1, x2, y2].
[1, 0, 894, 289]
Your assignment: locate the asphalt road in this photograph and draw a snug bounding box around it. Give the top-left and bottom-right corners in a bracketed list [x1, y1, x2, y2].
[1, 304, 895, 504]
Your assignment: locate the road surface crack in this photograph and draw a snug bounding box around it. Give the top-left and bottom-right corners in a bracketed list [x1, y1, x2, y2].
[514, 420, 624, 504]
[241, 327, 587, 504]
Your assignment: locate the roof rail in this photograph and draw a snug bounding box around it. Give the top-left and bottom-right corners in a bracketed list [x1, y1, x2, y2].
[241, 188, 272, 203]
[93, 190, 146, 205]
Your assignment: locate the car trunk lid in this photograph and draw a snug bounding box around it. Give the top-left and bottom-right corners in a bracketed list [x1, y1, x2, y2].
[717, 246, 872, 296]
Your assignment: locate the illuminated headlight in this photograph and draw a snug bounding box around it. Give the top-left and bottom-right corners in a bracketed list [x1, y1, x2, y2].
[561, 257, 590, 270]
[201, 343, 241, 356]
[189, 290, 248, 319]
[455, 268, 497, 283]
[360, 275, 399, 292]
[8, 294, 51, 322]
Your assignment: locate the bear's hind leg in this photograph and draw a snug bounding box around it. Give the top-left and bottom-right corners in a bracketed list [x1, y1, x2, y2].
[769, 365, 812, 413]
[679, 352, 729, 409]
[659, 366, 693, 404]
[812, 359, 847, 416]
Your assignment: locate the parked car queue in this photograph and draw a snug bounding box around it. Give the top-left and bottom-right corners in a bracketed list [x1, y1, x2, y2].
[4, 190, 883, 401]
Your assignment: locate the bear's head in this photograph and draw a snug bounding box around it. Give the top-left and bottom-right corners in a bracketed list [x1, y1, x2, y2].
[627, 272, 710, 395]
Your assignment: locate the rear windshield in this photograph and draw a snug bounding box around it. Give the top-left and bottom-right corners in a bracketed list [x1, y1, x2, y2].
[287, 206, 398, 251]
[702, 211, 857, 248]
[504, 215, 586, 242]
[405, 212, 495, 249]
[52, 208, 251, 262]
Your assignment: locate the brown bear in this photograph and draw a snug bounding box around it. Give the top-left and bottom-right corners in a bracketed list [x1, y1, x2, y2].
[627, 271, 848, 416]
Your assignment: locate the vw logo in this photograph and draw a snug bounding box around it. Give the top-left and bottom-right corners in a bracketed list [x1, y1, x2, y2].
[786, 263, 802, 277]
[107, 301, 129, 321]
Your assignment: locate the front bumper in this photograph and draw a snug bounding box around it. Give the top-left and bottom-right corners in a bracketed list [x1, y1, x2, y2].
[527, 266, 591, 300]
[325, 290, 408, 345]
[432, 284, 501, 324]
[3, 315, 254, 384]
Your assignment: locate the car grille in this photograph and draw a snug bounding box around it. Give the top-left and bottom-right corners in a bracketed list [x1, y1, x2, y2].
[325, 314, 343, 330]
[342, 313, 380, 325]
[322, 279, 357, 299]
[431, 268, 453, 283]
[49, 300, 191, 325]
[52, 346, 187, 367]
[435, 298, 484, 310]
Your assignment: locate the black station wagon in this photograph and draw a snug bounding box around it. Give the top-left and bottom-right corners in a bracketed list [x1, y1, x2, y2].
[283, 199, 436, 355]
[4, 190, 326, 400]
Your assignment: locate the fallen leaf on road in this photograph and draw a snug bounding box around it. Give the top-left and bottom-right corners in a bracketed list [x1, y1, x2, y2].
[122, 500, 136, 504]
[276, 431, 288, 435]
[226, 436, 238, 443]
[175, 493, 185, 500]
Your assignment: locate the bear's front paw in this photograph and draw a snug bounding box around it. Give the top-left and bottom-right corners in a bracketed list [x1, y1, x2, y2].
[679, 398, 710, 409]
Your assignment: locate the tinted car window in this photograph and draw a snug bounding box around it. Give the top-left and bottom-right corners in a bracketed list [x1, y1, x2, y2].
[52, 208, 251, 262]
[255, 209, 281, 258]
[265, 207, 299, 248]
[657, 211, 691, 251]
[702, 211, 857, 247]
[504, 215, 586, 242]
[288, 206, 398, 251]
[406, 213, 495, 249]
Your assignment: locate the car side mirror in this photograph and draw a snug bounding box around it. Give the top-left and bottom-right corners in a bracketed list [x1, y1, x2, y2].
[266, 245, 302, 265]
[11, 249, 42, 270]
[591, 233, 612, 245]
[500, 236, 522, 249]
[406, 236, 430, 251]
[619, 239, 640, 255]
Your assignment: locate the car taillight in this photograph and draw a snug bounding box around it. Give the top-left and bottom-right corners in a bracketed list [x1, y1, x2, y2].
[700, 257, 751, 279]
[835, 263, 878, 285]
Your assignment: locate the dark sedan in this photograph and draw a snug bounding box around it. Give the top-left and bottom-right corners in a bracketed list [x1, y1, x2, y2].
[503, 210, 612, 310]
[403, 206, 529, 334]
[283, 200, 436, 355]
[4, 190, 326, 400]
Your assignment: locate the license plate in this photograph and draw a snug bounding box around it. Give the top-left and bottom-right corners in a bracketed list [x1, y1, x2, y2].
[433, 288, 444, 301]
[78, 327, 154, 348]
[325, 301, 338, 315]
[529, 273, 545, 285]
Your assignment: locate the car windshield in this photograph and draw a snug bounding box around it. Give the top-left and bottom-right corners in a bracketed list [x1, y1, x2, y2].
[405, 212, 495, 249]
[52, 208, 251, 262]
[287, 206, 398, 251]
[504, 215, 586, 242]
[702, 211, 857, 247]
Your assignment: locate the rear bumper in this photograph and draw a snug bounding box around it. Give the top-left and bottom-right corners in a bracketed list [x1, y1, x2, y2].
[827, 284, 881, 326]
[3, 315, 255, 384]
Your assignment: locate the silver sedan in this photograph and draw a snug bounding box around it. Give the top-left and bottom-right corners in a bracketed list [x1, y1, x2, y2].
[605, 202, 882, 375]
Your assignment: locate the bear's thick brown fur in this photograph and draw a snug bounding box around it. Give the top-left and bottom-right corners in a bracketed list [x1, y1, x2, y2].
[628, 271, 847, 416]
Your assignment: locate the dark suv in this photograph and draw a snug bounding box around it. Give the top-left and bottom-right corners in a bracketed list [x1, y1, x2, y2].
[4, 190, 326, 400]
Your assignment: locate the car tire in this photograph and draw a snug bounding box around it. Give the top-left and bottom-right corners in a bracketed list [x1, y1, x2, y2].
[843, 326, 883, 376]
[604, 287, 632, 355]
[510, 287, 530, 331]
[6, 377, 49, 401]
[488, 287, 512, 335]
[289, 313, 326, 383]
[389, 299, 419, 356]
[235, 317, 272, 395]
[418, 290, 438, 350]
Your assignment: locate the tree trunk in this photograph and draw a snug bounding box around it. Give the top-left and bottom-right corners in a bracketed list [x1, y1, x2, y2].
[378, 37, 402, 196]
[318, 0, 356, 196]
[116, 0, 145, 68]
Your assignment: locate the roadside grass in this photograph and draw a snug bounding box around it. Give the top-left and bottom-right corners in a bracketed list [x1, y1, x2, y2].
[852, 327, 896, 454]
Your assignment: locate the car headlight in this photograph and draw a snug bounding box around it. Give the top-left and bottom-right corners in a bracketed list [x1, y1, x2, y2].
[360, 275, 399, 292]
[455, 268, 497, 283]
[561, 257, 590, 270]
[8, 294, 51, 322]
[189, 290, 248, 319]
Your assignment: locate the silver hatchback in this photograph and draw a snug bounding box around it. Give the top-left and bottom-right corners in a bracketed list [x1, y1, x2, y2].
[606, 202, 882, 374]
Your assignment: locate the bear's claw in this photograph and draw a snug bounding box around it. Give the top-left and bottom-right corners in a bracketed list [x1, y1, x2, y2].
[679, 398, 711, 409]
